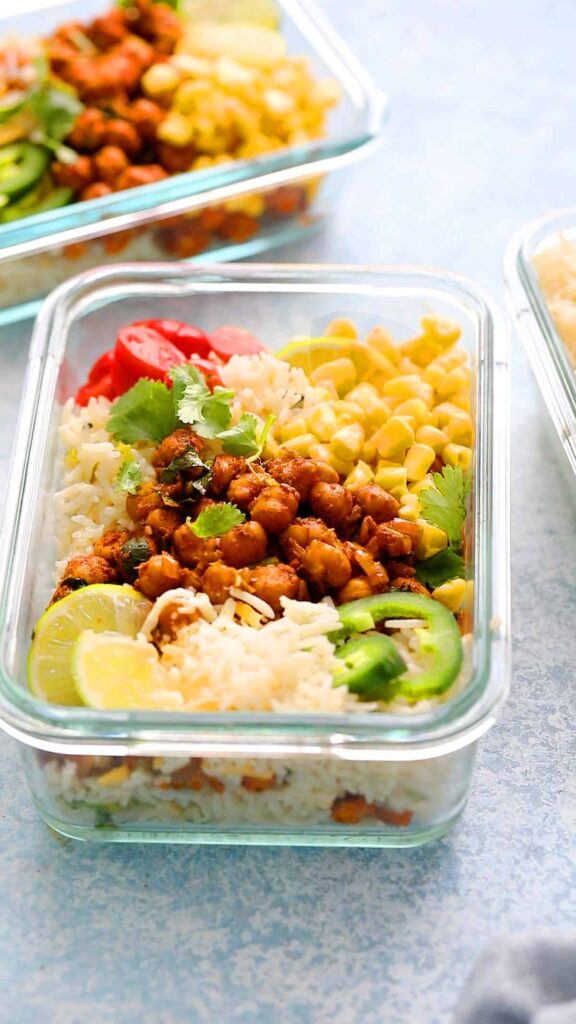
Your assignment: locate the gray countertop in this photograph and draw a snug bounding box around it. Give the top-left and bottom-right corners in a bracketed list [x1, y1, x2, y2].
[2, 1, 576, 1022]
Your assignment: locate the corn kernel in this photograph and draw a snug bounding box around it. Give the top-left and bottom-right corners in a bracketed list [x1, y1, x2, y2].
[416, 425, 448, 452]
[360, 437, 377, 463]
[306, 404, 338, 441]
[324, 317, 358, 340]
[399, 332, 440, 368]
[278, 415, 309, 443]
[365, 326, 401, 364]
[344, 460, 374, 490]
[310, 357, 356, 396]
[372, 416, 415, 458]
[398, 504, 419, 523]
[416, 520, 448, 560]
[383, 375, 423, 401]
[374, 465, 408, 497]
[394, 398, 431, 426]
[224, 193, 265, 217]
[422, 364, 445, 390]
[398, 356, 421, 376]
[436, 366, 470, 399]
[344, 382, 385, 425]
[433, 402, 470, 426]
[417, 382, 435, 408]
[157, 111, 195, 146]
[446, 416, 473, 446]
[409, 473, 435, 496]
[279, 433, 317, 456]
[308, 443, 332, 464]
[432, 577, 466, 612]
[331, 400, 365, 424]
[404, 442, 436, 482]
[450, 389, 471, 411]
[98, 765, 130, 787]
[421, 315, 461, 347]
[142, 63, 181, 98]
[434, 347, 468, 370]
[330, 422, 365, 461]
[443, 443, 472, 471]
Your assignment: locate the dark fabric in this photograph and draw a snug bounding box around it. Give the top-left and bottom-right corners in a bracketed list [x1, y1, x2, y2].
[454, 932, 576, 1024]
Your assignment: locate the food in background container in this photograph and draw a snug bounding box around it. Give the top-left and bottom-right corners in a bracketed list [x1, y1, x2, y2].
[532, 237, 576, 366]
[28, 312, 475, 834]
[0, 0, 337, 256]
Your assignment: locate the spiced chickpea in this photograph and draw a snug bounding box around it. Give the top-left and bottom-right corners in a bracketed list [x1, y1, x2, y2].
[247, 564, 301, 614]
[93, 145, 129, 185]
[67, 108, 107, 152]
[199, 564, 244, 605]
[52, 155, 94, 192]
[355, 484, 400, 524]
[219, 522, 267, 569]
[126, 482, 163, 523]
[103, 119, 143, 158]
[309, 482, 353, 531]
[137, 553, 182, 600]
[226, 473, 266, 511]
[208, 455, 247, 497]
[79, 182, 114, 202]
[115, 164, 168, 191]
[249, 483, 299, 534]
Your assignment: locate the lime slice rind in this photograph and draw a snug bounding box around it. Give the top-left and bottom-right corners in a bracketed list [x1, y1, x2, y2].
[28, 584, 152, 706]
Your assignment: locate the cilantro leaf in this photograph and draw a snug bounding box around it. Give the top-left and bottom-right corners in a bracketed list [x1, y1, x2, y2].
[219, 413, 260, 457]
[108, 379, 178, 444]
[29, 80, 83, 144]
[187, 502, 245, 538]
[172, 363, 235, 439]
[160, 447, 210, 484]
[113, 454, 142, 495]
[419, 465, 471, 551]
[415, 549, 465, 588]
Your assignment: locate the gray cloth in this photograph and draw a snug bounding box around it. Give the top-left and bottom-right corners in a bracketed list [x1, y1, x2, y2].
[454, 932, 576, 1024]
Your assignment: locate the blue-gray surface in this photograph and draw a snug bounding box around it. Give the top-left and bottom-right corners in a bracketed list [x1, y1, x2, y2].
[1, 1, 576, 1022]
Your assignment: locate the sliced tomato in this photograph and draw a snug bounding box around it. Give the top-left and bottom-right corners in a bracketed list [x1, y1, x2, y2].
[87, 349, 116, 384]
[115, 325, 187, 381]
[110, 356, 136, 396]
[75, 373, 116, 406]
[209, 325, 266, 362]
[135, 319, 212, 359]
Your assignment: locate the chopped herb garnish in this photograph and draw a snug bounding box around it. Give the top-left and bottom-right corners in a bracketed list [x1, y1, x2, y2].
[419, 466, 470, 552]
[114, 454, 142, 495]
[171, 364, 235, 438]
[187, 502, 246, 538]
[108, 379, 178, 444]
[160, 446, 210, 484]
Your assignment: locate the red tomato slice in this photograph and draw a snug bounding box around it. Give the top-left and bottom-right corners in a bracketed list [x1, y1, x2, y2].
[75, 373, 116, 407]
[135, 319, 212, 360]
[115, 325, 187, 381]
[209, 325, 266, 362]
[187, 354, 223, 390]
[110, 355, 137, 396]
[87, 350, 115, 384]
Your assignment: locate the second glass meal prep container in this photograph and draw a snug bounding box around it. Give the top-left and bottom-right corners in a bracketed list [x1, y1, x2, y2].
[0, 262, 510, 846]
[505, 207, 576, 490]
[0, 0, 385, 327]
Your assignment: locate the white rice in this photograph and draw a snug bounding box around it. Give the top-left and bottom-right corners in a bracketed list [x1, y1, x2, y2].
[54, 397, 155, 571]
[40, 747, 472, 831]
[220, 351, 327, 426]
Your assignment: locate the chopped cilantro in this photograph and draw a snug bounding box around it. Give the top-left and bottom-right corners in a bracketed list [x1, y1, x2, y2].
[415, 549, 465, 588]
[171, 363, 234, 438]
[160, 447, 210, 484]
[219, 412, 259, 457]
[114, 454, 142, 495]
[419, 465, 471, 552]
[187, 502, 245, 538]
[108, 379, 178, 444]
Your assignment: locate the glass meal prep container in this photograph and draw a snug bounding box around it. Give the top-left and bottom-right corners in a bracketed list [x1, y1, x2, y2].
[0, 0, 385, 328]
[505, 207, 576, 486]
[0, 262, 510, 846]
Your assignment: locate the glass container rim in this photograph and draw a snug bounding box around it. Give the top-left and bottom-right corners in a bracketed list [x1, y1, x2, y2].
[504, 205, 576, 475]
[0, 261, 510, 758]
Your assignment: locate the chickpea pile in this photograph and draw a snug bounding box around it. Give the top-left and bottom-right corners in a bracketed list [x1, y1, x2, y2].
[53, 426, 434, 616]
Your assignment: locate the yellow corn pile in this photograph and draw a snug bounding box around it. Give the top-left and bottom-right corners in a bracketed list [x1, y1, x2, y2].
[274, 315, 474, 562]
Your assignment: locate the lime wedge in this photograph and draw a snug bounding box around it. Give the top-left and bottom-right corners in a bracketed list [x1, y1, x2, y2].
[278, 336, 394, 379]
[73, 632, 183, 711]
[183, 0, 280, 28]
[28, 584, 152, 706]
